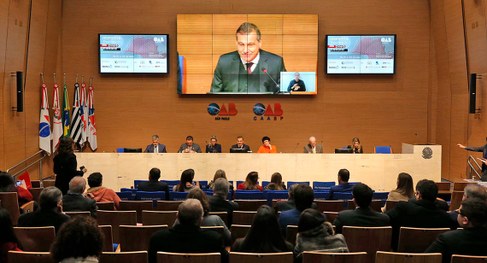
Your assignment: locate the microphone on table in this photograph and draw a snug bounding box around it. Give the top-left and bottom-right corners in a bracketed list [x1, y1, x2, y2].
[262, 68, 280, 93]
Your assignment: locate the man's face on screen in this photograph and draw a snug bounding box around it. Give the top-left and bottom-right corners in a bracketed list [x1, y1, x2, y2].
[236, 31, 261, 62]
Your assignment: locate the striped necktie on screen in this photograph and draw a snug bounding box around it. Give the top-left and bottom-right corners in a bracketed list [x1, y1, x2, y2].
[246, 62, 254, 74]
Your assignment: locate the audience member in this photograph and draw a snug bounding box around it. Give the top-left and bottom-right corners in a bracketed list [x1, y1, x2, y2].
[257, 136, 278, 153]
[0, 171, 33, 206]
[0, 208, 21, 263]
[173, 169, 199, 192]
[279, 184, 316, 234]
[18, 186, 70, 232]
[449, 184, 487, 226]
[265, 172, 286, 190]
[333, 183, 390, 233]
[425, 198, 487, 263]
[185, 188, 231, 245]
[50, 216, 103, 263]
[208, 169, 230, 190]
[209, 178, 238, 225]
[177, 135, 202, 153]
[294, 209, 348, 262]
[54, 136, 87, 195]
[86, 172, 121, 209]
[275, 184, 299, 212]
[62, 176, 97, 217]
[387, 179, 455, 249]
[237, 171, 263, 191]
[137, 168, 169, 199]
[148, 199, 228, 263]
[232, 205, 293, 252]
[383, 172, 414, 211]
[328, 169, 353, 200]
[206, 136, 222, 153]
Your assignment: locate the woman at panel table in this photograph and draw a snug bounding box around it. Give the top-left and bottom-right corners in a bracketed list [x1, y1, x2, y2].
[350, 137, 363, 154]
[257, 136, 278, 153]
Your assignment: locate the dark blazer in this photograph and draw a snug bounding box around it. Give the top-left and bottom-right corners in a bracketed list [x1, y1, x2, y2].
[328, 183, 353, 200]
[178, 143, 202, 153]
[209, 195, 238, 225]
[62, 192, 97, 217]
[144, 143, 167, 153]
[53, 153, 84, 195]
[425, 227, 487, 263]
[287, 79, 306, 92]
[138, 181, 169, 200]
[303, 144, 324, 153]
[206, 144, 222, 153]
[148, 224, 228, 263]
[17, 209, 70, 233]
[230, 144, 251, 153]
[333, 207, 390, 233]
[211, 50, 286, 93]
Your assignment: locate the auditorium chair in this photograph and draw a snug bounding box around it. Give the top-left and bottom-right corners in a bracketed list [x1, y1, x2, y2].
[41, 179, 55, 187]
[119, 200, 154, 223]
[453, 182, 476, 191]
[116, 191, 135, 200]
[156, 200, 183, 211]
[286, 181, 310, 189]
[397, 227, 450, 253]
[142, 210, 177, 226]
[374, 146, 392, 154]
[28, 187, 43, 202]
[64, 211, 91, 218]
[30, 180, 41, 188]
[230, 224, 251, 244]
[315, 200, 347, 212]
[232, 211, 257, 225]
[234, 191, 265, 200]
[0, 192, 20, 225]
[451, 254, 487, 263]
[265, 190, 289, 201]
[332, 192, 353, 200]
[286, 225, 298, 246]
[313, 181, 336, 190]
[100, 251, 148, 263]
[233, 199, 267, 210]
[262, 180, 270, 188]
[20, 200, 35, 214]
[96, 210, 137, 243]
[347, 199, 384, 212]
[199, 180, 208, 189]
[450, 191, 465, 211]
[170, 191, 189, 200]
[7, 251, 53, 263]
[136, 191, 166, 201]
[97, 201, 115, 210]
[119, 224, 168, 251]
[230, 252, 294, 263]
[314, 191, 331, 200]
[157, 252, 221, 263]
[384, 200, 402, 212]
[209, 211, 228, 226]
[201, 225, 224, 236]
[14, 226, 56, 252]
[98, 225, 114, 252]
[372, 192, 390, 200]
[342, 226, 392, 263]
[375, 251, 442, 263]
[133, 179, 148, 189]
[162, 179, 180, 189]
[323, 211, 339, 223]
[302, 251, 367, 263]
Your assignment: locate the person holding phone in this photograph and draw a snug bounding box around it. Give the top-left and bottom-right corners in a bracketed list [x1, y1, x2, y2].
[54, 136, 87, 195]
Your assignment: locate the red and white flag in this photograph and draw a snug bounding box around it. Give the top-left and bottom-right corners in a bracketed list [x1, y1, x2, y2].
[87, 82, 97, 151]
[52, 83, 63, 151]
[39, 83, 51, 154]
[80, 81, 88, 146]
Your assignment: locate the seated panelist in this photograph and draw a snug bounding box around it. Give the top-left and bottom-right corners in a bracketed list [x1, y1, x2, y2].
[230, 136, 251, 153]
[178, 135, 202, 153]
[144, 135, 167, 153]
[257, 136, 277, 153]
[206, 136, 222, 153]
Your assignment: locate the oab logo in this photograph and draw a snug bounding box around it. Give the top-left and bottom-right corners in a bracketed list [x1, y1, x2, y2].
[253, 103, 284, 121]
[207, 103, 238, 120]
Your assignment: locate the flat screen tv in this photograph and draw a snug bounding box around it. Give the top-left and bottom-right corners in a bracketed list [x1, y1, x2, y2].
[326, 34, 396, 75]
[99, 34, 168, 74]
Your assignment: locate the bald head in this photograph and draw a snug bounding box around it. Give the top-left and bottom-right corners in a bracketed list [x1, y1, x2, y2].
[177, 199, 203, 226]
[308, 136, 317, 146]
[69, 176, 86, 194]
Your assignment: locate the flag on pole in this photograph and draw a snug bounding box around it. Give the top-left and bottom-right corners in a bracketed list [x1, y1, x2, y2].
[80, 81, 88, 146]
[62, 82, 70, 136]
[52, 83, 63, 151]
[70, 81, 83, 146]
[39, 82, 52, 154]
[87, 81, 97, 151]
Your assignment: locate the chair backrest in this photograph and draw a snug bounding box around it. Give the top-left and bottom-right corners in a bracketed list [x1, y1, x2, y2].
[313, 181, 336, 190]
[31, 180, 41, 188]
[230, 252, 294, 263]
[98, 225, 114, 252]
[375, 251, 442, 263]
[331, 192, 353, 200]
[233, 199, 267, 211]
[96, 210, 137, 243]
[265, 190, 289, 201]
[286, 181, 310, 189]
[375, 146, 392, 154]
[134, 179, 149, 189]
[323, 211, 339, 223]
[232, 211, 257, 225]
[157, 252, 221, 263]
[302, 251, 368, 263]
[451, 254, 487, 263]
[315, 200, 347, 212]
[20, 200, 35, 214]
[64, 211, 91, 218]
[136, 191, 166, 201]
[100, 251, 148, 263]
[342, 226, 392, 263]
[119, 200, 154, 223]
[450, 191, 464, 211]
[385, 200, 402, 212]
[29, 187, 43, 202]
[347, 200, 384, 212]
[209, 211, 228, 226]
[119, 224, 168, 251]
[453, 182, 476, 191]
[314, 191, 331, 200]
[116, 191, 136, 200]
[230, 224, 251, 244]
[14, 226, 56, 252]
[0, 192, 20, 225]
[234, 191, 265, 200]
[42, 179, 55, 187]
[97, 201, 115, 210]
[286, 225, 298, 246]
[435, 182, 451, 192]
[142, 210, 178, 226]
[397, 227, 450, 253]
[156, 200, 183, 211]
[170, 191, 189, 200]
[7, 251, 54, 263]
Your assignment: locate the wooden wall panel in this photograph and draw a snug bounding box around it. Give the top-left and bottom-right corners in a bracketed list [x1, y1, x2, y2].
[0, 0, 9, 168]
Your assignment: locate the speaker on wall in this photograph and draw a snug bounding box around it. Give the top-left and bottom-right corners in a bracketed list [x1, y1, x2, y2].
[16, 71, 23, 112]
[469, 73, 477, 114]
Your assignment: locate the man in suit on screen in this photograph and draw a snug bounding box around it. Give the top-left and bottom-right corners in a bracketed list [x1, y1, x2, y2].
[210, 22, 286, 93]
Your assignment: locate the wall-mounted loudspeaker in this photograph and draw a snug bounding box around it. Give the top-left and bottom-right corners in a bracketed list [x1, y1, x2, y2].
[469, 73, 477, 114]
[16, 71, 23, 112]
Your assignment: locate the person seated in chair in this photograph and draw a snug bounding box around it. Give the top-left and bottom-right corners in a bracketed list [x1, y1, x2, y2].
[86, 172, 121, 210]
[328, 169, 353, 200]
[62, 176, 97, 217]
[137, 168, 169, 200]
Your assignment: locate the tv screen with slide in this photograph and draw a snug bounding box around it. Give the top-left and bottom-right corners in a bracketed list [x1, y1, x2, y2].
[326, 34, 396, 74]
[99, 34, 168, 74]
[177, 14, 318, 95]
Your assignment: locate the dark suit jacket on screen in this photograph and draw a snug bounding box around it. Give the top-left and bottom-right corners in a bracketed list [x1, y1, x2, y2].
[333, 207, 390, 233]
[144, 143, 167, 153]
[210, 50, 286, 93]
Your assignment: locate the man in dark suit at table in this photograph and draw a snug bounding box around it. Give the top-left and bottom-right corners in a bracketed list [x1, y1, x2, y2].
[210, 22, 286, 94]
[144, 135, 167, 153]
[328, 169, 353, 200]
[334, 183, 390, 233]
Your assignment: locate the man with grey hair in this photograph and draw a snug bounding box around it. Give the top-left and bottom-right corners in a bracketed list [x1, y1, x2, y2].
[18, 186, 70, 232]
[209, 178, 238, 226]
[449, 183, 487, 226]
[304, 136, 323, 153]
[149, 199, 228, 263]
[144, 134, 167, 153]
[62, 176, 97, 217]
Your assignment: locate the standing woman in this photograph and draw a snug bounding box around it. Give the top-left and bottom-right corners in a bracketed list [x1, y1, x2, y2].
[54, 136, 87, 194]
